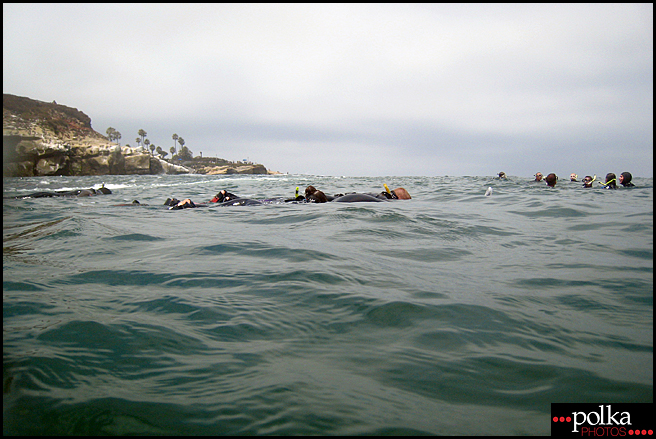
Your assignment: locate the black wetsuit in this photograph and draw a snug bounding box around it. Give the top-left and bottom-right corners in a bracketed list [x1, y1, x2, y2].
[620, 172, 635, 187]
[4, 188, 110, 199]
[332, 193, 386, 202]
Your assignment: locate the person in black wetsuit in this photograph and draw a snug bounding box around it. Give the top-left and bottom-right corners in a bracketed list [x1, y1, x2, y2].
[4, 186, 111, 199]
[327, 186, 411, 202]
[619, 172, 635, 187]
[210, 190, 239, 203]
[304, 186, 328, 203]
[164, 198, 208, 209]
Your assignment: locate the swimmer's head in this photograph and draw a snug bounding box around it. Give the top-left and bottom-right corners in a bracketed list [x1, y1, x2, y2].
[305, 186, 318, 197]
[307, 190, 327, 203]
[211, 189, 237, 203]
[604, 173, 617, 188]
[545, 173, 557, 187]
[582, 176, 594, 188]
[391, 187, 411, 199]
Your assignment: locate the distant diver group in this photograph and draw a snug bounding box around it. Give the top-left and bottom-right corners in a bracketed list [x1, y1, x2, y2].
[496, 171, 636, 189]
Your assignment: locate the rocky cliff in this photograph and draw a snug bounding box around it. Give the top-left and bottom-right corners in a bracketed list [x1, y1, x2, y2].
[3, 94, 274, 177]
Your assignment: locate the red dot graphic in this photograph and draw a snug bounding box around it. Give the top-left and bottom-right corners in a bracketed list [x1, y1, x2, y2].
[566, 417, 571, 422]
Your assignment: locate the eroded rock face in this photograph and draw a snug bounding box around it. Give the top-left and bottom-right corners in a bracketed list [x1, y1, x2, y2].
[3, 94, 274, 177]
[3, 135, 192, 177]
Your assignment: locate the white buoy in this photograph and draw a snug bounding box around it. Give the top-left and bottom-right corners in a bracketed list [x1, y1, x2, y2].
[485, 187, 493, 196]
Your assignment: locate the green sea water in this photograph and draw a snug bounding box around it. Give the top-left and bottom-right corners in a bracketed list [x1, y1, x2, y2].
[3, 174, 653, 435]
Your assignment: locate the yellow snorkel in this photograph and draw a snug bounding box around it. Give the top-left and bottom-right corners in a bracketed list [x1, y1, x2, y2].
[384, 184, 391, 195]
[295, 187, 299, 198]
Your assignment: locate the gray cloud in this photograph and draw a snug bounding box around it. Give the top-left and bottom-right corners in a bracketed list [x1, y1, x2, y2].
[3, 3, 652, 176]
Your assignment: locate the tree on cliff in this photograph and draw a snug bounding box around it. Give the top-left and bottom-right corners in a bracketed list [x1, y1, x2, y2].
[106, 127, 122, 145]
[177, 146, 193, 161]
[172, 133, 178, 155]
[170, 146, 176, 157]
[138, 129, 147, 148]
[177, 137, 185, 150]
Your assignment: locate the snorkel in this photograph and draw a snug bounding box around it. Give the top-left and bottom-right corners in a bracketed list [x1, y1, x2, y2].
[383, 184, 398, 199]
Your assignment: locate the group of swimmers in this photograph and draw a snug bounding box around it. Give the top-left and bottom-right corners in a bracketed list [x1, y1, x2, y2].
[6, 172, 638, 206]
[497, 171, 636, 189]
[165, 185, 412, 209]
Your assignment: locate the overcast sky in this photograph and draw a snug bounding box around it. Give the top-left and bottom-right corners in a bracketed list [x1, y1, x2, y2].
[3, 4, 653, 177]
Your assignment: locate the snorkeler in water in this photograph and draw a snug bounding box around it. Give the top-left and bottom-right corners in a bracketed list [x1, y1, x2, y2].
[4, 186, 112, 199]
[545, 173, 557, 187]
[619, 172, 635, 187]
[600, 173, 617, 189]
[582, 175, 595, 188]
[164, 198, 208, 209]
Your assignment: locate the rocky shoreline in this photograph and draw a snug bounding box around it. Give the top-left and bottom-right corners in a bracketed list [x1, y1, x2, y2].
[3, 94, 277, 177]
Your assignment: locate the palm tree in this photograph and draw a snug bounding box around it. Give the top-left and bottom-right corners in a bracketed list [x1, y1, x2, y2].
[178, 137, 185, 150]
[144, 139, 151, 155]
[138, 129, 147, 147]
[170, 146, 176, 158]
[135, 138, 141, 149]
[172, 133, 179, 155]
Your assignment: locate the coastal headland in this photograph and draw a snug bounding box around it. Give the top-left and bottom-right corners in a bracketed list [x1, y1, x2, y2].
[3, 94, 277, 177]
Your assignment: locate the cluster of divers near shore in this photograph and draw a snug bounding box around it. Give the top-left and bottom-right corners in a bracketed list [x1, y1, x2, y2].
[4, 171, 638, 209]
[4, 183, 411, 209]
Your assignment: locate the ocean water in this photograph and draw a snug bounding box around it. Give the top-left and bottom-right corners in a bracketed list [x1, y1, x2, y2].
[3, 174, 653, 435]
